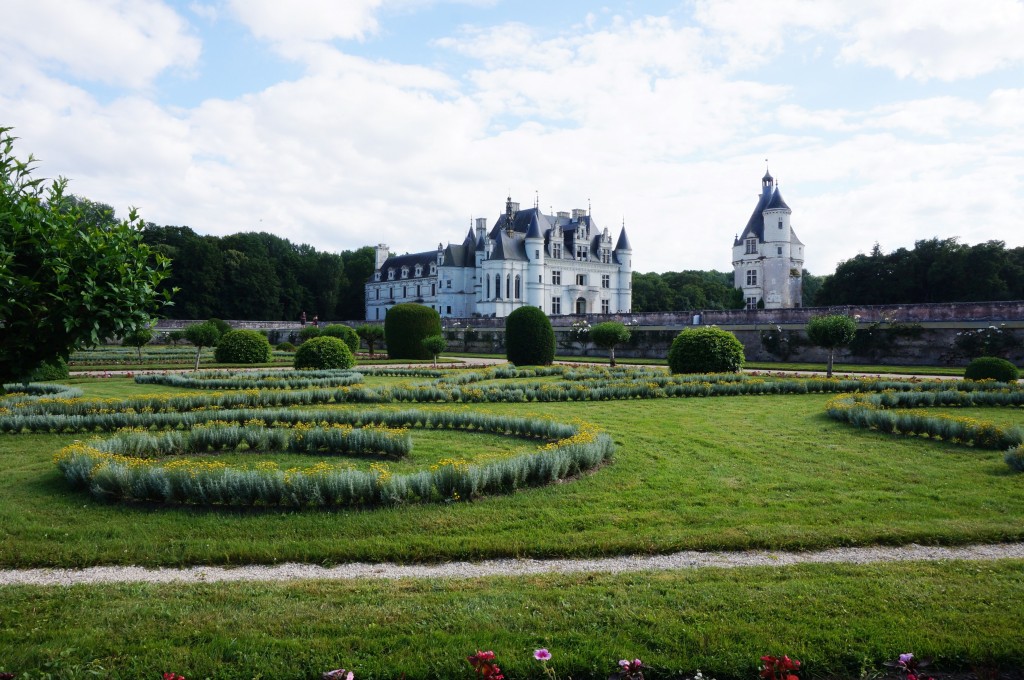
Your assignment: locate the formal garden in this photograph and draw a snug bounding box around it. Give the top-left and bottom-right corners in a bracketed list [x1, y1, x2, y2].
[3, 334, 1024, 678]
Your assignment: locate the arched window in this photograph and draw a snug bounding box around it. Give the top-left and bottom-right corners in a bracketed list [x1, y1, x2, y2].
[505, 274, 511, 298]
[514, 275, 521, 298]
[401, 267, 409, 279]
[486, 276, 490, 298]
[495, 274, 502, 299]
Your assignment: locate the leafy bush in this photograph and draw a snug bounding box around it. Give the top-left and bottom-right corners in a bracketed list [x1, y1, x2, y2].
[385, 303, 442, 360]
[322, 324, 360, 354]
[276, 341, 296, 352]
[29, 357, 69, 381]
[422, 334, 447, 366]
[294, 336, 355, 370]
[299, 325, 322, 342]
[214, 330, 272, 364]
[667, 326, 744, 374]
[589, 322, 631, 367]
[207, 318, 232, 340]
[964, 356, 1020, 382]
[505, 306, 555, 366]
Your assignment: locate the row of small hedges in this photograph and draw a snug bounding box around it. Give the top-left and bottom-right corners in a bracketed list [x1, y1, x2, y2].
[385, 304, 442, 360]
[214, 330, 272, 364]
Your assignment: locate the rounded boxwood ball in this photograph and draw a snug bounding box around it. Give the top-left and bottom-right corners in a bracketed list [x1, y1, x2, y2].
[668, 326, 745, 374]
[964, 356, 1020, 382]
[293, 336, 355, 370]
[214, 330, 272, 364]
[505, 306, 555, 366]
[384, 303, 442, 360]
[322, 324, 361, 354]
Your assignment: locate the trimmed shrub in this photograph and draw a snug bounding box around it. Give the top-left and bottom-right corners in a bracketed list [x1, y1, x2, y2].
[589, 321, 631, 367]
[506, 306, 555, 366]
[356, 324, 385, 356]
[385, 303, 442, 360]
[276, 341, 296, 352]
[322, 324, 360, 354]
[293, 336, 355, 370]
[965, 356, 1020, 382]
[298, 325, 322, 343]
[667, 326, 744, 374]
[29, 357, 69, 381]
[214, 330, 272, 364]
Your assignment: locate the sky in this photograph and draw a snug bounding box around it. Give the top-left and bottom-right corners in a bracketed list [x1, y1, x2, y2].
[2, 0, 1023, 276]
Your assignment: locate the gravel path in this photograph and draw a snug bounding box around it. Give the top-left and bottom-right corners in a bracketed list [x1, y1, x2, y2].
[2, 543, 1022, 587]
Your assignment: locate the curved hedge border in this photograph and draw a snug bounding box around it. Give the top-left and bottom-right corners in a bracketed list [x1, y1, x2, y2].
[826, 393, 1024, 472]
[135, 369, 364, 391]
[1, 383, 83, 406]
[54, 411, 613, 508]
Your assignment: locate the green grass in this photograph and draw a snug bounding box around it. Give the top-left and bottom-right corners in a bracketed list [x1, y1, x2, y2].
[4, 374, 1024, 678]
[1, 561, 1021, 679]
[3, 393, 1023, 568]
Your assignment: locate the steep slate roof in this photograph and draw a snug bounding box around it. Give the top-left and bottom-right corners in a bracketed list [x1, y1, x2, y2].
[615, 227, 632, 251]
[442, 243, 469, 267]
[489, 231, 528, 261]
[765, 188, 791, 211]
[371, 251, 436, 282]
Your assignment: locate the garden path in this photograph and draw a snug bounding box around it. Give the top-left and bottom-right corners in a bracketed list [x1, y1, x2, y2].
[2, 543, 1021, 586]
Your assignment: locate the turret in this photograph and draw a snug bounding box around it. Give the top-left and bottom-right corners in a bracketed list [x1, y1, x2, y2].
[615, 224, 633, 313]
[525, 212, 545, 307]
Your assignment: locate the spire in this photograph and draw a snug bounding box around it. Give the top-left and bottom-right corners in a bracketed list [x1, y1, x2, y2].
[615, 224, 632, 251]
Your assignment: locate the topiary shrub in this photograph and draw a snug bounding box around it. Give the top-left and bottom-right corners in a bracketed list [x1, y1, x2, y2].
[322, 324, 360, 354]
[298, 325, 322, 343]
[505, 306, 555, 366]
[276, 341, 296, 352]
[293, 336, 355, 370]
[667, 326, 744, 374]
[964, 356, 1020, 382]
[384, 303, 442, 360]
[214, 330, 272, 364]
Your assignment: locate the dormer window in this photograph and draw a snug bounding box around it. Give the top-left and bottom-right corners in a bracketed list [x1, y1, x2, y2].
[414, 265, 422, 277]
[374, 272, 381, 281]
[429, 263, 436, 275]
[401, 267, 409, 279]
[387, 268, 395, 280]
[745, 238, 757, 255]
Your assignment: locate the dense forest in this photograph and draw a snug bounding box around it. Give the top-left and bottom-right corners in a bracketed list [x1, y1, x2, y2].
[142, 225, 374, 321]
[814, 238, 1024, 305]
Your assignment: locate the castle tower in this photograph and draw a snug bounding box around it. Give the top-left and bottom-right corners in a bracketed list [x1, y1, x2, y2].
[614, 224, 633, 313]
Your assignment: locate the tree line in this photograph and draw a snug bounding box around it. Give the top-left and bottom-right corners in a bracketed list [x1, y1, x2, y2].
[142, 224, 374, 321]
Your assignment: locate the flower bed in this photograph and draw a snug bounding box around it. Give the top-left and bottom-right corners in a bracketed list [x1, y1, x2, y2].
[135, 368, 364, 390]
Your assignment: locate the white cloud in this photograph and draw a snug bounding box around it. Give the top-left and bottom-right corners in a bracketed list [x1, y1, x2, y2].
[694, 0, 1024, 81]
[0, 0, 200, 89]
[227, 0, 385, 43]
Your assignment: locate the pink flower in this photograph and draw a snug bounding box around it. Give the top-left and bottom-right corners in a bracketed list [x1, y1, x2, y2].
[534, 649, 552, 661]
[899, 653, 914, 666]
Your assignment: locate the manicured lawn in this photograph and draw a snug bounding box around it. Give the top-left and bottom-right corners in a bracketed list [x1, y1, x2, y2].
[2, 393, 1022, 568]
[1, 561, 1021, 679]
[4, 372, 1023, 679]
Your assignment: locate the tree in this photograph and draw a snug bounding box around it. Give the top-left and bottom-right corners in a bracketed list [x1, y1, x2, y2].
[589, 322, 631, 367]
[356, 324, 385, 357]
[121, 327, 154, 364]
[421, 334, 447, 367]
[806, 315, 857, 378]
[0, 128, 173, 385]
[183, 321, 220, 370]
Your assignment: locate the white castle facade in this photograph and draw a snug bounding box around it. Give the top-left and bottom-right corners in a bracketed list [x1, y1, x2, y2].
[732, 168, 804, 309]
[366, 196, 633, 320]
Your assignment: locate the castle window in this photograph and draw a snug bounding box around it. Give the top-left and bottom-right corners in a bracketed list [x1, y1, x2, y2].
[576, 246, 588, 260]
[514, 275, 521, 299]
[389, 287, 394, 299]
[431, 283, 436, 296]
[777, 246, 783, 255]
[430, 263, 436, 275]
[778, 219, 783, 229]
[387, 269, 395, 280]
[447, 280, 451, 288]
[535, 250, 540, 259]
[375, 289, 379, 300]
[401, 267, 409, 279]
[416, 284, 421, 297]
[415, 265, 422, 277]
[376, 308, 380, 320]
[745, 239, 757, 255]
[746, 296, 758, 310]
[552, 270, 561, 285]
[601, 299, 610, 314]
[576, 274, 586, 286]
[374, 272, 381, 281]
[601, 274, 610, 289]
[552, 243, 562, 258]
[495, 274, 501, 299]
[551, 297, 561, 314]
[486, 277, 490, 298]
[403, 286, 408, 297]
[746, 270, 757, 286]
[447, 306, 452, 314]
[505, 274, 511, 298]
